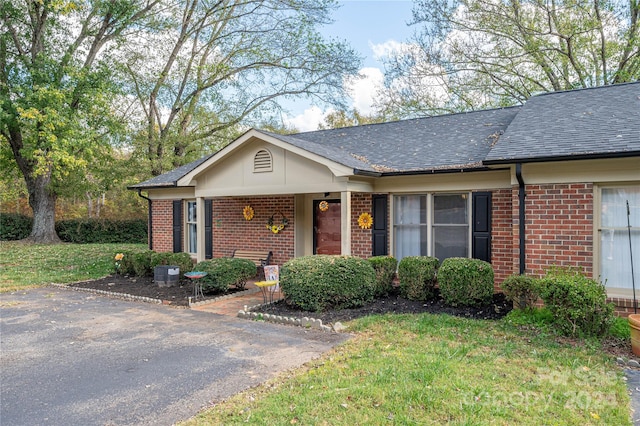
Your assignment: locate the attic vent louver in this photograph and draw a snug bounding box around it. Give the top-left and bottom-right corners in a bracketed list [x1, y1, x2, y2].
[254, 149, 273, 173]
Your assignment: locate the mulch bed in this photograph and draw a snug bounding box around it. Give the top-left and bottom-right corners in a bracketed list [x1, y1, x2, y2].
[68, 274, 235, 307]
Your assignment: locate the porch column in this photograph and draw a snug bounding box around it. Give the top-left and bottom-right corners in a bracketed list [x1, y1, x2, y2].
[341, 191, 351, 255]
[196, 196, 205, 263]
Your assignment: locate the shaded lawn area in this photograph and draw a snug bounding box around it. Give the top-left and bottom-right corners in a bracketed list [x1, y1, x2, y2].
[182, 314, 631, 425]
[0, 241, 147, 291]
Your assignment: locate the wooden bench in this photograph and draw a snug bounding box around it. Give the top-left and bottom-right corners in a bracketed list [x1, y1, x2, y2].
[232, 250, 273, 280]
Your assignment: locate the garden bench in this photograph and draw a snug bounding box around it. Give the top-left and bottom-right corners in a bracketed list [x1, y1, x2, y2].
[232, 249, 273, 279]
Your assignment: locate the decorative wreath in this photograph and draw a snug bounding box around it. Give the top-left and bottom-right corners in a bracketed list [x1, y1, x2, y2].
[318, 200, 329, 212]
[266, 212, 289, 234]
[358, 212, 374, 229]
[243, 205, 254, 221]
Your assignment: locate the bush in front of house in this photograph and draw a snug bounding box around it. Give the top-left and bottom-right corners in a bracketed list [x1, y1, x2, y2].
[55, 219, 148, 243]
[368, 255, 398, 297]
[539, 268, 614, 337]
[397, 256, 439, 301]
[438, 258, 494, 307]
[194, 258, 257, 293]
[150, 252, 193, 276]
[0, 213, 32, 240]
[501, 274, 541, 310]
[280, 255, 376, 312]
[131, 250, 155, 276]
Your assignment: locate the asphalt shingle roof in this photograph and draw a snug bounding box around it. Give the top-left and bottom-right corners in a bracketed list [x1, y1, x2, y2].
[128, 155, 213, 189]
[130, 82, 639, 189]
[287, 107, 521, 173]
[485, 82, 640, 163]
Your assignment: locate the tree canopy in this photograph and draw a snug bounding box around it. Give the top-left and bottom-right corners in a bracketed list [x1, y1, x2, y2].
[1, 0, 361, 241]
[377, 0, 640, 117]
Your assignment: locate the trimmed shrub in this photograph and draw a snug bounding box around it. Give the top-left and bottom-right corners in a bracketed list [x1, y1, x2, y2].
[55, 219, 147, 243]
[0, 213, 32, 240]
[368, 255, 398, 297]
[539, 268, 614, 337]
[280, 255, 376, 312]
[150, 252, 193, 276]
[194, 258, 257, 293]
[501, 274, 541, 310]
[397, 256, 439, 301]
[438, 258, 494, 307]
[131, 250, 154, 277]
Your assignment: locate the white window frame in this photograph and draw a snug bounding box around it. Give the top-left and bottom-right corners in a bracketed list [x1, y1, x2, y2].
[185, 200, 197, 255]
[391, 192, 471, 262]
[595, 183, 640, 298]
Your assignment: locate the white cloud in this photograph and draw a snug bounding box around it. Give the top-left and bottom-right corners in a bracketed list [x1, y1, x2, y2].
[369, 40, 409, 60]
[284, 106, 334, 132]
[346, 67, 384, 115]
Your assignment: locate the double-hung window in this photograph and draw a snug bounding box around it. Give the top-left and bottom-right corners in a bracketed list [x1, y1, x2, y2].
[393, 193, 470, 262]
[186, 201, 197, 255]
[599, 186, 640, 297]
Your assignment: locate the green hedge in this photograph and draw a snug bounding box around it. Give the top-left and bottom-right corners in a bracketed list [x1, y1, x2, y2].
[280, 255, 376, 312]
[397, 256, 439, 301]
[55, 219, 148, 243]
[368, 256, 398, 297]
[438, 258, 494, 307]
[501, 274, 541, 310]
[539, 268, 614, 337]
[0, 213, 32, 240]
[194, 258, 257, 293]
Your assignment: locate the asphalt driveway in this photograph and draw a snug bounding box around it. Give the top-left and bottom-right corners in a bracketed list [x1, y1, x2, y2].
[0, 287, 349, 426]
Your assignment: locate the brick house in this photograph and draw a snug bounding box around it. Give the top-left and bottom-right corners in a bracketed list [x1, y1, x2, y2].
[130, 82, 640, 313]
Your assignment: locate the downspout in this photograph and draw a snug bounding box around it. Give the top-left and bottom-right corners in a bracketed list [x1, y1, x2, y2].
[515, 163, 526, 274]
[137, 189, 153, 250]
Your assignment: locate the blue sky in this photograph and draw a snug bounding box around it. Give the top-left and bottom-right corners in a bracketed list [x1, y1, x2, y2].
[284, 0, 415, 130]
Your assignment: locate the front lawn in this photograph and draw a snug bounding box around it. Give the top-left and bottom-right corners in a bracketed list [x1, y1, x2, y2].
[183, 313, 630, 425]
[0, 241, 147, 291]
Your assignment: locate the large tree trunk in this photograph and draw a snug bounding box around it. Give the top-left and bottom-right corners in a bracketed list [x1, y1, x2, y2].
[25, 174, 61, 244]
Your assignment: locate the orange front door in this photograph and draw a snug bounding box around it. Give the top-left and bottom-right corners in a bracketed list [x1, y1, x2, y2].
[314, 200, 341, 255]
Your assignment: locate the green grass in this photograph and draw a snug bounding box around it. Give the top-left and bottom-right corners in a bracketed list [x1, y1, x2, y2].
[182, 314, 630, 425]
[0, 241, 147, 291]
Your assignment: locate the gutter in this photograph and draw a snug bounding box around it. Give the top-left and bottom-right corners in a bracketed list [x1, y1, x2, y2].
[137, 189, 153, 250]
[483, 150, 640, 166]
[515, 163, 526, 274]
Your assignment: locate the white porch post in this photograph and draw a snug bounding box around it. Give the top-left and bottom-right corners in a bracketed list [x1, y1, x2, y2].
[341, 191, 351, 255]
[196, 196, 205, 263]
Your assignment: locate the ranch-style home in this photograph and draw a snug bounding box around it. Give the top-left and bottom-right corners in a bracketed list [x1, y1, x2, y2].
[130, 82, 640, 314]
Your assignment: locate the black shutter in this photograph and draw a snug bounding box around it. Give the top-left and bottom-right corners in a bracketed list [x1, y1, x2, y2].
[372, 194, 388, 256]
[472, 192, 492, 262]
[204, 199, 213, 259]
[172, 200, 183, 253]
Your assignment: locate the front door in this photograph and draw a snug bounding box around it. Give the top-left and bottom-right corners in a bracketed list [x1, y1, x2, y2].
[314, 200, 341, 255]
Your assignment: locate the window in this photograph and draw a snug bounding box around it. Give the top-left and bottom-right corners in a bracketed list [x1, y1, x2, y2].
[393, 193, 469, 262]
[254, 149, 273, 172]
[599, 186, 640, 297]
[186, 201, 197, 254]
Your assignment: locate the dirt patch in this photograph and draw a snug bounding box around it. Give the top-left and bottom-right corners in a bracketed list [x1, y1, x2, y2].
[68, 274, 237, 307]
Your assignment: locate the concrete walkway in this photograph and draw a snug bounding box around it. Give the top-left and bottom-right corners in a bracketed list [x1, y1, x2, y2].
[191, 281, 282, 316]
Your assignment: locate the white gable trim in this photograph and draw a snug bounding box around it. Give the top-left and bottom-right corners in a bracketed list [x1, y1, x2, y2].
[177, 129, 355, 187]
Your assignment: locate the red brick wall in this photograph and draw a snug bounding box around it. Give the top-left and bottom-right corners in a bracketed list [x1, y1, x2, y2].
[213, 196, 295, 266]
[490, 189, 515, 284]
[522, 183, 594, 276]
[351, 193, 373, 258]
[151, 199, 174, 253]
